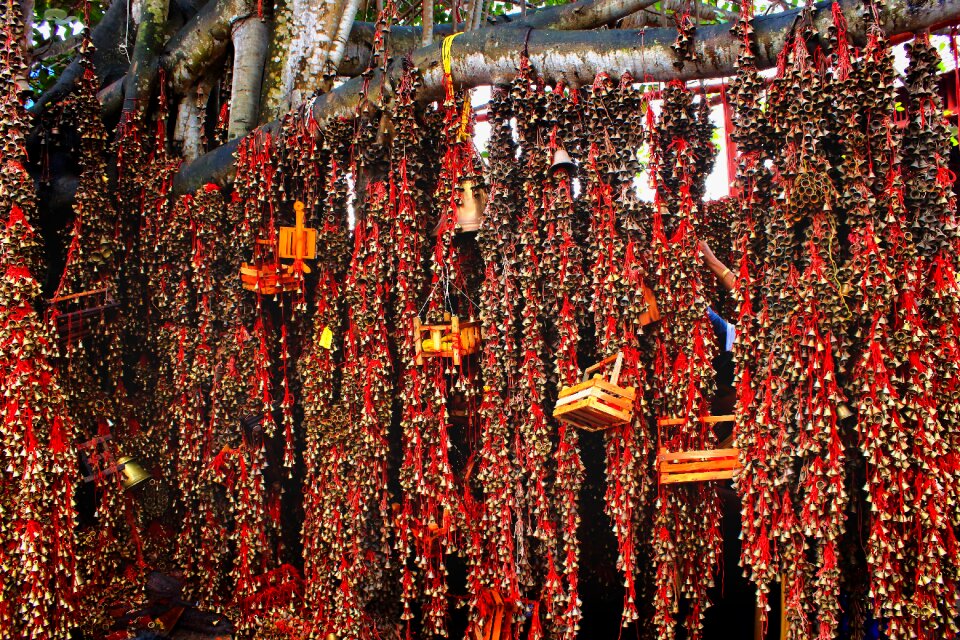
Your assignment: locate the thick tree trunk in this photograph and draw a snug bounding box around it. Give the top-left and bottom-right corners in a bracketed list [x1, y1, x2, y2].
[229, 16, 270, 138]
[271, 0, 349, 111]
[421, 0, 434, 47]
[172, 0, 960, 194]
[122, 0, 171, 114]
[326, 0, 364, 81]
[164, 0, 258, 95]
[174, 80, 208, 159]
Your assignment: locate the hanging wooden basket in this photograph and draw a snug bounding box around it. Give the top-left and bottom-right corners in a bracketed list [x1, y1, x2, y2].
[241, 238, 300, 294]
[553, 352, 635, 432]
[656, 415, 740, 484]
[413, 313, 482, 366]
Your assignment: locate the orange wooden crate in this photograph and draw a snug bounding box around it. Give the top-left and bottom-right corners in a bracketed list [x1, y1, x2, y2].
[46, 287, 119, 346]
[413, 315, 481, 366]
[554, 353, 636, 432]
[657, 415, 741, 484]
[240, 263, 299, 295]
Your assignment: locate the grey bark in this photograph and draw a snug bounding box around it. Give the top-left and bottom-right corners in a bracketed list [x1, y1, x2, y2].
[164, 0, 258, 95]
[228, 16, 270, 138]
[327, 0, 365, 77]
[174, 77, 209, 159]
[172, 0, 960, 194]
[421, 0, 434, 47]
[171, 0, 660, 95]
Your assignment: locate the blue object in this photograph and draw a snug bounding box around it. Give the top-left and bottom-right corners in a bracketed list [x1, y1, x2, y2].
[707, 307, 736, 352]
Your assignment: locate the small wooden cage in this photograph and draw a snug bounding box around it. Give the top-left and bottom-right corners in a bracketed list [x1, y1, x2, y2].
[656, 415, 741, 484]
[413, 314, 481, 366]
[553, 352, 636, 432]
[47, 287, 119, 347]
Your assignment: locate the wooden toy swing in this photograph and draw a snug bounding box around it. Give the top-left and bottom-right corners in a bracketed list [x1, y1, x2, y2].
[240, 201, 317, 294]
[413, 312, 482, 366]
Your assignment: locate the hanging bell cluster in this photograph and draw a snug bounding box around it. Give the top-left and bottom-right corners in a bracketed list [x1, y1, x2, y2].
[790, 169, 832, 220]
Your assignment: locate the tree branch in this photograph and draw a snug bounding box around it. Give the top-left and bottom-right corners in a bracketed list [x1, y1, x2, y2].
[164, 0, 259, 95]
[169, 0, 660, 97]
[172, 0, 960, 194]
[122, 0, 171, 114]
[30, 34, 82, 63]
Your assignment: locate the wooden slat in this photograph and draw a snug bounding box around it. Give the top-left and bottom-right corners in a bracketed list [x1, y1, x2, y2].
[48, 287, 109, 304]
[558, 377, 635, 402]
[554, 396, 631, 431]
[661, 469, 737, 484]
[556, 386, 633, 413]
[582, 353, 620, 380]
[554, 385, 602, 408]
[659, 459, 741, 473]
[657, 414, 735, 427]
[561, 410, 607, 430]
[590, 378, 636, 401]
[658, 447, 739, 462]
[557, 377, 601, 399]
[577, 398, 631, 423]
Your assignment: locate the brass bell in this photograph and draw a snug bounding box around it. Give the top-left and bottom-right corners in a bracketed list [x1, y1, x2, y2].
[116, 456, 152, 491]
[837, 403, 854, 421]
[454, 179, 486, 233]
[549, 147, 576, 176]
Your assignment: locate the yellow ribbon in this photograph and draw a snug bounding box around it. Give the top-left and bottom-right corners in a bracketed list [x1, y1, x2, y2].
[441, 32, 472, 142]
[441, 32, 462, 78]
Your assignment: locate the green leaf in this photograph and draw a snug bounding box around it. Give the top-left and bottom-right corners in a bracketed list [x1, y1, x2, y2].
[43, 7, 67, 21]
[895, 101, 904, 112]
[951, 135, 958, 147]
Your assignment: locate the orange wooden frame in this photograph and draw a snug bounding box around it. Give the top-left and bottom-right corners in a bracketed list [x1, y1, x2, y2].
[657, 415, 741, 484]
[413, 315, 481, 366]
[554, 352, 636, 432]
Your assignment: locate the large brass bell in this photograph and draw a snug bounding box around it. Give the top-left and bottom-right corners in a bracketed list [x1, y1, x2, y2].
[117, 456, 152, 491]
[454, 179, 487, 233]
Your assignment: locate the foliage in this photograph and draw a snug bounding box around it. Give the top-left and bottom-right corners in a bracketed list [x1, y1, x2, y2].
[28, 0, 103, 96]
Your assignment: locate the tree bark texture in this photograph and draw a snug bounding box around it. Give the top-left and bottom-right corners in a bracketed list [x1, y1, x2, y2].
[171, 0, 960, 194]
[229, 15, 270, 138]
[164, 0, 259, 95]
[123, 0, 171, 113]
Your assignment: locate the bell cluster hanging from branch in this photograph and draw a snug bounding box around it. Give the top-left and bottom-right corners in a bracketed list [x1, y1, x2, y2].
[731, 4, 960, 639]
[0, 0, 79, 637]
[647, 79, 721, 640]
